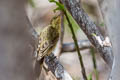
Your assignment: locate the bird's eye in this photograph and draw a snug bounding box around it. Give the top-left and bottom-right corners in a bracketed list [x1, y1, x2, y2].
[42, 41, 48, 49]
[44, 41, 48, 47]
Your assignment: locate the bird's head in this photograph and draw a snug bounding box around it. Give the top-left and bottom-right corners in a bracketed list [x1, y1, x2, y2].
[50, 14, 61, 30]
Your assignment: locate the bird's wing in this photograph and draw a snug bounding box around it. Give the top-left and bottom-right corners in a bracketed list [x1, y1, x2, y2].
[34, 57, 44, 80]
[36, 40, 53, 61]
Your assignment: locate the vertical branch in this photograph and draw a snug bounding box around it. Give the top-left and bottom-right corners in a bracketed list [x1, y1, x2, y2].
[90, 48, 99, 80]
[62, 10, 87, 80]
[57, 0, 87, 79]
[90, 48, 97, 71]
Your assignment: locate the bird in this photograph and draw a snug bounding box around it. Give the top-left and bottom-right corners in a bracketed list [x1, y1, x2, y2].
[36, 15, 61, 61]
[34, 14, 61, 79]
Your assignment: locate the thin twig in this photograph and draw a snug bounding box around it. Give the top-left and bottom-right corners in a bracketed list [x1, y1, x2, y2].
[60, 0, 113, 68]
[60, 8, 88, 80]
[62, 40, 91, 53]
[90, 47, 99, 80]
[57, 0, 88, 79]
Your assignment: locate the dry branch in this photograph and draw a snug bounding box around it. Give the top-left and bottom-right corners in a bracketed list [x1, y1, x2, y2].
[60, 0, 113, 68]
[45, 54, 73, 80]
[62, 40, 91, 53]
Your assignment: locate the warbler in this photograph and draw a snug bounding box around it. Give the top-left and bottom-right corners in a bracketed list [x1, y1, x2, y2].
[36, 15, 61, 61]
[34, 15, 61, 80]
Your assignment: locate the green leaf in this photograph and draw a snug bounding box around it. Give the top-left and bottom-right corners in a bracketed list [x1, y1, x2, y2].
[55, 2, 64, 10]
[54, 7, 63, 13]
[49, 0, 54, 2]
[65, 11, 80, 34]
[48, 0, 65, 11]
[28, 0, 35, 8]
[88, 73, 92, 80]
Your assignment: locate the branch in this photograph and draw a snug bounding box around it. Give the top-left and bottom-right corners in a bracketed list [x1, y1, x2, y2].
[60, 0, 113, 68]
[45, 54, 73, 80]
[62, 40, 91, 53]
[64, 11, 87, 80]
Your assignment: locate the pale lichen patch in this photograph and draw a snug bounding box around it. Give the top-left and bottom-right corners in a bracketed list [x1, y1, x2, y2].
[92, 33, 112, 47]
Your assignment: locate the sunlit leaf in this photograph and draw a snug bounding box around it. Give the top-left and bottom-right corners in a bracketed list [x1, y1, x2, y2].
[49, 0, 64, 11]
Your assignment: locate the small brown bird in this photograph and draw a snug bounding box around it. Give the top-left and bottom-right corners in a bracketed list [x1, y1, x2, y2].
[36, 15, 61, 61]
[34, 15, 61, 79]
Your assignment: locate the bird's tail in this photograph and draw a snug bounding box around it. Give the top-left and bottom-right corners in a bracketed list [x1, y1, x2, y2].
[34, 58, 44, 80]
